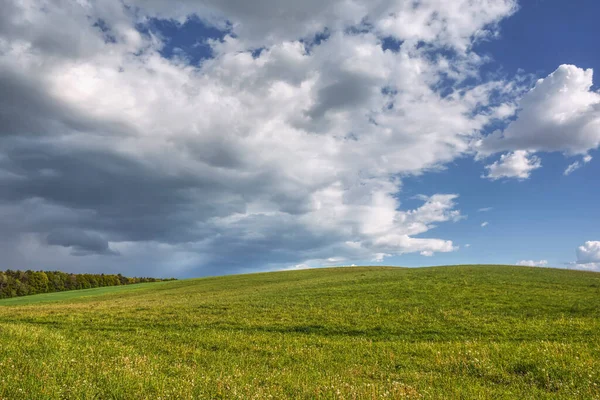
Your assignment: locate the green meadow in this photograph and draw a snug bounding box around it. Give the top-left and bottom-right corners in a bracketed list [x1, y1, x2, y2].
[0, 265, 599, 399]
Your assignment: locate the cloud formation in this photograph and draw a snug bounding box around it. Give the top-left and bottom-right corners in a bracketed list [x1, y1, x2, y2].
[130, 0, 518, 50]
[0, 0, 595, 277]
[564, 155, 593, 176]
[46, 229, 118, 256]
[478, 65, 600, 156]
[483, 151, 541, 180]
[477, 65, 600, 181]
[574, 241, 600, 270]
[516, 260, 548, 267]
[559, 241, 600, 272]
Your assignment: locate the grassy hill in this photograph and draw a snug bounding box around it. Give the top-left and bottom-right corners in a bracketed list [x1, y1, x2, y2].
[1, 265, 599, 399]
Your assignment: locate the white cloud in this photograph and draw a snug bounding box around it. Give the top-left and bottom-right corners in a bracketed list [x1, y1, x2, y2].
[375, 0, 518, 51]
[372, 253, 391, 262]
[464, 244, 471, 248]
[483, 151, 542, 180]
[481, 222, 489, 227]
[479, 65, 600, 156]
[420, 251, 434, 257]
[560, 241, 600, 272]
[564, 155, 593, 175]
[576, 241, 600, 264]
[564, 162, 580, 176]
[287, 264, 311, 271]
[568, 263, 600, 271]
[478, 207, 493, 212]
[130, 0, 517, 51]
[516, 260, 548, 267]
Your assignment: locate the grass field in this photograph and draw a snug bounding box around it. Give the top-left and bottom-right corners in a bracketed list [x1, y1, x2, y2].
[1, 265, 599, 399]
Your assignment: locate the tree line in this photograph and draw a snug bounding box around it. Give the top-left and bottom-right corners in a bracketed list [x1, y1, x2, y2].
[0, 270, 176, 299]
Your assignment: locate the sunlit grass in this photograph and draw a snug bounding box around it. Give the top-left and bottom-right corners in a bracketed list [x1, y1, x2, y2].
[1, 265, 599, 399]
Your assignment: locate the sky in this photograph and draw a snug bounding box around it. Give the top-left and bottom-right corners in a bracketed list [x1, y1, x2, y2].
[0, 0, 599, 278]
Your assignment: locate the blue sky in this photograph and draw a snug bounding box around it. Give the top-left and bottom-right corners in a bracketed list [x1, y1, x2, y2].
[477, 0, 600, 79]
[0, 0, 599, 277]
[399, 151, 600, 267]
[395, 0, 600, 269]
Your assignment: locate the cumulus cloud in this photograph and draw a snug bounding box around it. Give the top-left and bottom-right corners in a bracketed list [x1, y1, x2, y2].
[567, 263, 600, 272]
[283, 264, 312, 271]
[129, 0, 518, 51]
[0, 0, 588, 277]
[481, 222, 489, 227]
[576, 241, 600, 264]
[2, 0, 519, 277]
[372, 253, 391, 262]
[516, 260, 548, 267]
[560, 241, 600, 272]
[483, 151, 542, 180]
[478, 65, 600, 156]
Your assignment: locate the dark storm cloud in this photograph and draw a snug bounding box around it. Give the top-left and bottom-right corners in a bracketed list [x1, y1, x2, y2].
[46, 229, 118, 256]
[0, 137, 248, 245]
[189, 213, 356, 276]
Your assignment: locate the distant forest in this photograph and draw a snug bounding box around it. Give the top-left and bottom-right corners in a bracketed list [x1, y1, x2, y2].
[0, 270, 175, 299]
